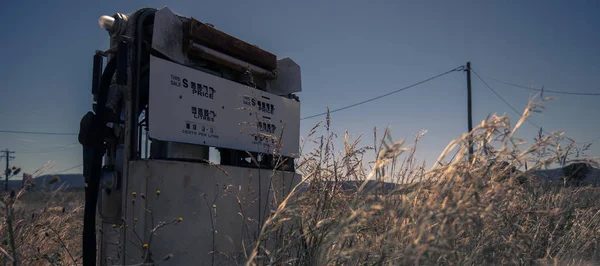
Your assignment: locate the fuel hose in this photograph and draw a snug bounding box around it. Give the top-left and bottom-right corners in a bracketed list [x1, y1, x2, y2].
[80, 56, 117, 266]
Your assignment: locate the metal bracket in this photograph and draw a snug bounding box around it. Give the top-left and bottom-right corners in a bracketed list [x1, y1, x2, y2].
[95, 35, 133, 57]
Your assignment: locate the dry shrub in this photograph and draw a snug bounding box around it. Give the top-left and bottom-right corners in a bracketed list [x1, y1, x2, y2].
[247, 95, 600, 265]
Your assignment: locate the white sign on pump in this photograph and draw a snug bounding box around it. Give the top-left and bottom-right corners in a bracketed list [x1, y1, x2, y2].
[148, 55, 301, 158]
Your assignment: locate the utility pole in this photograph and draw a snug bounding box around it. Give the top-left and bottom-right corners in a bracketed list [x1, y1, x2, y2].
[1, 149, 16, 192]
[466, 62, 474, 161]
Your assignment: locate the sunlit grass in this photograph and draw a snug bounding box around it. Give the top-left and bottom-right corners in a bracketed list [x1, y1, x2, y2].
[246, 93, 600, 265]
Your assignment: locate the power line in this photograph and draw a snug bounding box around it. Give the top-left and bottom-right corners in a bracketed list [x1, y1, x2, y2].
[48, 164, 83, 175]
[471, 69, 551, 135]
[0, 130, 78, 136]
[472, 69, 600, 145]
[477, 71, 600, 96]
[300, 65, 466, 120]
[579, 136, 600, 145]
[17, 142, 80, 154]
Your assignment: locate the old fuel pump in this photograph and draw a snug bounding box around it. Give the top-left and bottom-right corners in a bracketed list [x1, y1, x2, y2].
[79, 7, 302, 265]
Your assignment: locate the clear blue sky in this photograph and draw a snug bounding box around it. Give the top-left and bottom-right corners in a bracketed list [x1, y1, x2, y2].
[1, 0, 599, 178]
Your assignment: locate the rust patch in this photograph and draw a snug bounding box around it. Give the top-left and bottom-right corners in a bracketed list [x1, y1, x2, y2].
[183, 175, 190, 188]
[182, 18, 277, 71]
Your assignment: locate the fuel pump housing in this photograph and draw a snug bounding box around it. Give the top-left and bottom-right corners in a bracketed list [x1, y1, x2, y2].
[80, 7, 302, 265]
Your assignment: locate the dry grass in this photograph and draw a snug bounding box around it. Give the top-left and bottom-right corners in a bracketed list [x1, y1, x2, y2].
[0, 187, 84, 265]
[246, 94, 600, 266]
[1, 93, 599, 266]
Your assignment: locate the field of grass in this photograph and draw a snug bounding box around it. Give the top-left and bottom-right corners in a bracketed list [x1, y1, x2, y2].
[1, 95, 599, 265]
[0, 188, 84, 265]
[248, 95, 600, 266]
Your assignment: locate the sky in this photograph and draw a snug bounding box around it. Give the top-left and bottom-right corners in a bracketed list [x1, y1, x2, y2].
[0, 0, 599, 179]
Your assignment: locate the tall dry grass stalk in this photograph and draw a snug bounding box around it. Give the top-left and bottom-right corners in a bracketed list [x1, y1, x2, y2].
[245, 93, 600, 265]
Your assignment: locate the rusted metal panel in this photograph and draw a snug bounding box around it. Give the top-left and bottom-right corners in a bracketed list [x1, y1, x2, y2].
[183, 18, 277, 71]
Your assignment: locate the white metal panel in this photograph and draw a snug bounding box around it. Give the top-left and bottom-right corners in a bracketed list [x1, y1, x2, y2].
[151, 7, 186, 65]
[120, 160, 301, 265]
[268, 57, 303, 95]
[148, 55, 301, 157]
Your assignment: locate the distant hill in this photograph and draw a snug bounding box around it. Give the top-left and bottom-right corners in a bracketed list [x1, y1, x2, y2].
[33, 174, 86, 191]
[0, 174, 85, 192]
[531, 167, 600, 186]
[0, 165, 597, 194]
[297, 166, 600, 194]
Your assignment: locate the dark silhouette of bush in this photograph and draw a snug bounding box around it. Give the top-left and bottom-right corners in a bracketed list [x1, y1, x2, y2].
[562, 162, 590, 186]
